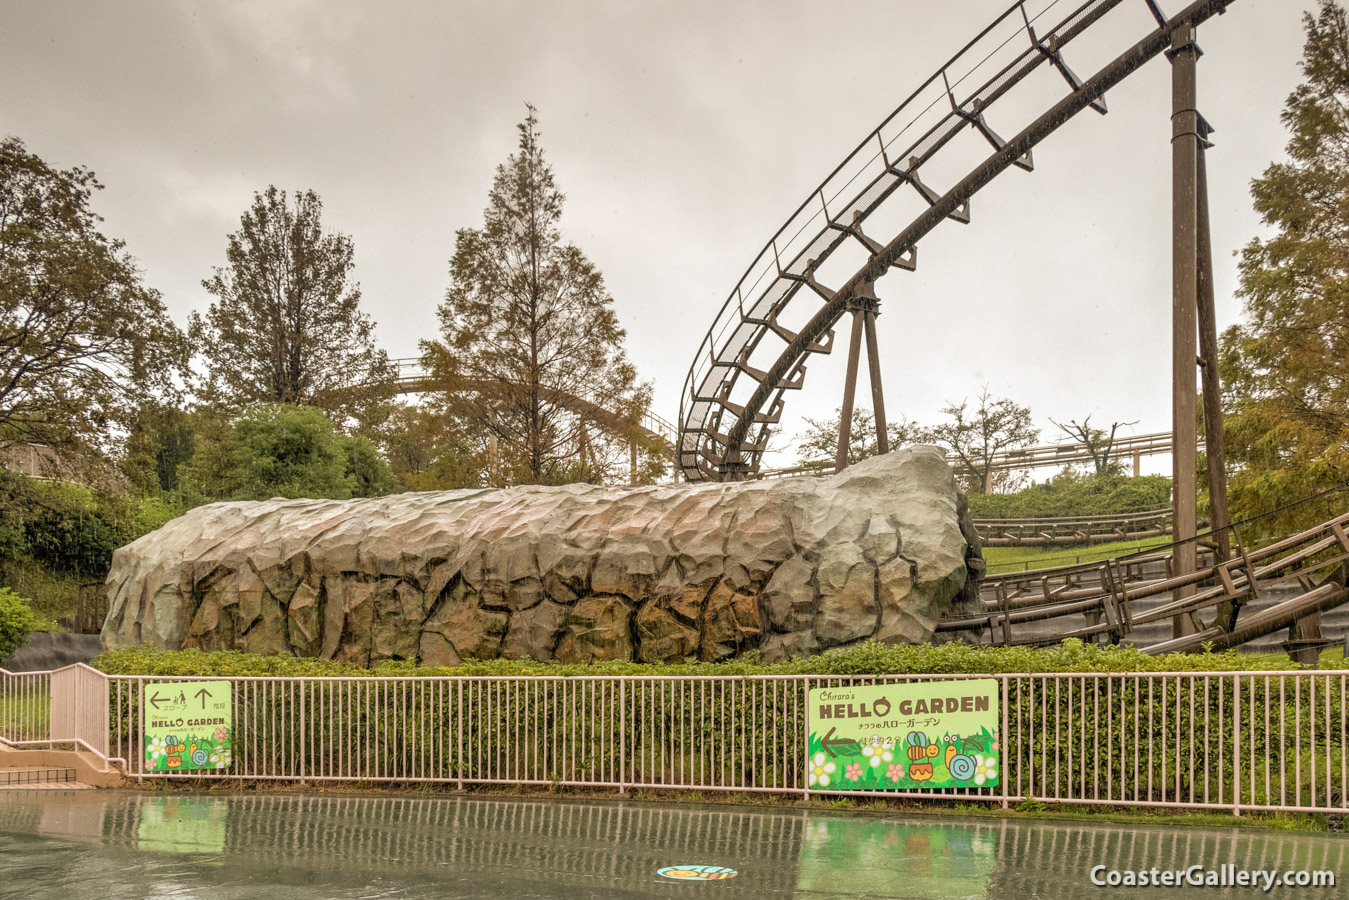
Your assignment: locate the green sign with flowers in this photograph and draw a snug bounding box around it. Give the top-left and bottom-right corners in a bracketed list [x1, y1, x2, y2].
[806, 680, 999, 791]
[142, 681, 233, 773]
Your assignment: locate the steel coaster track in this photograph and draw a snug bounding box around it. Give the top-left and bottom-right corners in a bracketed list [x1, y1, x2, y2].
[386, 357, 678, 454]
[678, 0, 1236, 482]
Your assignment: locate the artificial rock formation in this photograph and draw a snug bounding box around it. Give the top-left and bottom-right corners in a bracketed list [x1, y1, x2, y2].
[101, 446, 984, 665]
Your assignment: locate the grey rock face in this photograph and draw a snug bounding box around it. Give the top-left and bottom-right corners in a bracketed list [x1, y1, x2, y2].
[101, 446, 984, 665]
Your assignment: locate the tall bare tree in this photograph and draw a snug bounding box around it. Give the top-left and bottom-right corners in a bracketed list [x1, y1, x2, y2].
[0, 136, 187, 448]
[191, 187, 393, 423]
[425, 107, 652, 485]
[795, 407, 921, 469]
[1049, 415, 1138, 475]
[926, 387, 1038, 494]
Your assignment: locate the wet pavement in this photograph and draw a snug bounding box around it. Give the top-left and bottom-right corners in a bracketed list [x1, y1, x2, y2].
[0, 791, 1343, 899]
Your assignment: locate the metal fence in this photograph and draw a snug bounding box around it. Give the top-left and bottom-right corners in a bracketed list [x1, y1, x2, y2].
[5, 666, 1347, 816]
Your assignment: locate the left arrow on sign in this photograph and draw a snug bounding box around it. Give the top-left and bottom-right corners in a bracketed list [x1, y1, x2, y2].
[149, 692, 166, 710]
[821, 727, 860, 759]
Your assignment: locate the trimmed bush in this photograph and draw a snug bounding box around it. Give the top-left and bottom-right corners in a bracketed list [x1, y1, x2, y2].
[0, 587, 43, 660]
[92, 639, 1288, 679]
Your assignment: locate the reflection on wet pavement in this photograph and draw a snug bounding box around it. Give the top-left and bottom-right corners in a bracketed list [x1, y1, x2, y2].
[0, 791, 1343, 899]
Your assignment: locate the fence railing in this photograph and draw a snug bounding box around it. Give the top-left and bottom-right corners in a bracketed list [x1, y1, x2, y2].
[55, 670, 1338, 815]
[7, 665, 1347, 815]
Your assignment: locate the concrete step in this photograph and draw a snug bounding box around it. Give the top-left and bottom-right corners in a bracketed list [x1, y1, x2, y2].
[0, 766, 92, 790]
[0, 747, 123, 788]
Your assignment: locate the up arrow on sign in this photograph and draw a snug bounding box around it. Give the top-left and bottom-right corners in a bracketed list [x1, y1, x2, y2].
[194, 688, 213, 709]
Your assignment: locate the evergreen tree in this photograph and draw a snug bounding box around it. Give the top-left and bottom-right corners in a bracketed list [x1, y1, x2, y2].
[424, 107, 652, 486]
[1221, 0, 1349, 532]
[192, 187, 394, 424]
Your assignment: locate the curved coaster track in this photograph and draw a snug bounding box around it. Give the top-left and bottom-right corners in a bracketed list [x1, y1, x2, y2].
[678, 0, 1234, 483]
[958, 512, 1349, 658]
[387, 357, 679, 455]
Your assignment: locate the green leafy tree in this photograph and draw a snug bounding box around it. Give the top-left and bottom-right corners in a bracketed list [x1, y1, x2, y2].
[191, 187, 394, 424]
[344, 433, 401, 497]
[424, 107, 653, 485]
[926, 387, 1038, 494]
[371, 400, 481, 491]
[794, 407, 921, 469]
[1221, 1, 1349, 534]
[180, 403, 397, 501]
[120, 403, 196, 494]
[0, 137, 187, 447]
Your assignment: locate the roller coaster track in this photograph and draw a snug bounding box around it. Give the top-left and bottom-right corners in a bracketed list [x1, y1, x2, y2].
[679, 0, 1236, 483]
[952, 511, 1349, 655]
[388, 358, 678, 454]
[388, 354, 1171, 477]
[975, 507, 1178, 547]
[760, 429, 1180, 481]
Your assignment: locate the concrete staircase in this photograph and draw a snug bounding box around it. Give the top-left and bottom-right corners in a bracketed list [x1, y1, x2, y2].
[0, 745, 124, 789]
[0, 765, 90, 790]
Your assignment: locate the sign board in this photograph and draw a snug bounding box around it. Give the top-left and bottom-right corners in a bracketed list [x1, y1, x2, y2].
[142, 680, 233, 773]
[806, 680, 999, 791]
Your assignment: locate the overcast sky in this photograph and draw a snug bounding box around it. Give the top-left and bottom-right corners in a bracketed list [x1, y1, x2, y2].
[1, 0, 1314, 474]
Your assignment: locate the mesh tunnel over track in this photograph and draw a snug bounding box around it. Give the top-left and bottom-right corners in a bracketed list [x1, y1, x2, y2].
[678, 0, 1237, 482]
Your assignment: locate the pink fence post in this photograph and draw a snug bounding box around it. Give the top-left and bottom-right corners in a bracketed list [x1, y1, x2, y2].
[299, 678, 307, 784]
[1001, 675, 1010, 809]
[1233, 674, 1242, 817]
[618, 679, 627, 795]
[801, 676, 811, 805]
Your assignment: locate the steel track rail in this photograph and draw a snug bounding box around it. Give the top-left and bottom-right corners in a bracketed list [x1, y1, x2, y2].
[679, 0, 1236, 482]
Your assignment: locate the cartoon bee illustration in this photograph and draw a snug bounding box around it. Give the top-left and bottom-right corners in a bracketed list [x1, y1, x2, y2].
[906, 732, 938, 781]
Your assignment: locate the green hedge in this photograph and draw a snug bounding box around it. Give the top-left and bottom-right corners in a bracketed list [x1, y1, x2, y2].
[968, 472, 1171, 520]
[93, 639, 1290, 679]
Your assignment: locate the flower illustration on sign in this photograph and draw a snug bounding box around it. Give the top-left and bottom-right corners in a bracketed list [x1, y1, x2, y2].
[886, 763, 905, 782]
[146, 736, 168, 763]
[808, 752, 836, 788]
[214, 726, 228, 743]
[844, 763, 862, 782]
[210, 746, 232, 769]
[862, 743, 893, 768]
[974, 754, 998, 785]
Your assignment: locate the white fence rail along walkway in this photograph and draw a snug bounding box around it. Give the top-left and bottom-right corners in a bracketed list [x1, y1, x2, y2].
[4, 666, 1348, 816]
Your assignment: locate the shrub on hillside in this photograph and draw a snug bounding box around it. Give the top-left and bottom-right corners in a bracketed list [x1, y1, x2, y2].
[967, 470, 1171, 519]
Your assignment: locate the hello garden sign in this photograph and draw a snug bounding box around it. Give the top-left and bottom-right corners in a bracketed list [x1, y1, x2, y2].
[806, 680, 1000, 791]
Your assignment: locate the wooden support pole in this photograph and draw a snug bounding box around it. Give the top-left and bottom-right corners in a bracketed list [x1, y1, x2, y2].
[835, 309, 867, 473]
[1170, 25, 1201, 639]
[863, 309, 889, 456]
